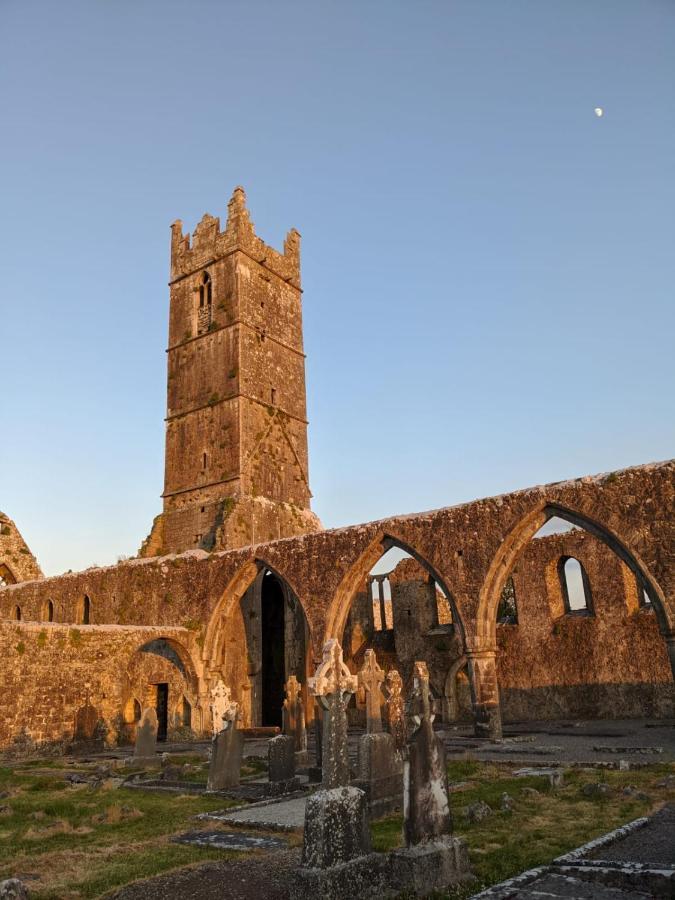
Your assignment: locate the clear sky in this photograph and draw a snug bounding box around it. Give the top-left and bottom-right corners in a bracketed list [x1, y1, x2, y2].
[1, 1, 673, 576]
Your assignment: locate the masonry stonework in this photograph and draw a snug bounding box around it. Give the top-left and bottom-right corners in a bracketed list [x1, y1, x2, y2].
[1, 188, 673, 754]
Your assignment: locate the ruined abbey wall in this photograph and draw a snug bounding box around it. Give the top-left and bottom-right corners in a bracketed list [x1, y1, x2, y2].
[1, 461, 673, 752]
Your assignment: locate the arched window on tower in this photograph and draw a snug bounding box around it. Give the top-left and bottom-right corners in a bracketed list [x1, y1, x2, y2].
[197, 271, 213, 334]
[14, 605, 21, 621]
[558, 557, 593, 616]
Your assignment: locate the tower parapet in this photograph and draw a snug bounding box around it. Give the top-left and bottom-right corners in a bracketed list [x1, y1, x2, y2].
[170, 187, 301, 289]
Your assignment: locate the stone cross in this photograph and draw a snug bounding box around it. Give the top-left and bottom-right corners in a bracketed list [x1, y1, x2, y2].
[209, 680, 238, 735]
[383, 669, 407, 753]
[283, 674, 307, 752]
[309, 638, 358, 788]
[404, 661, 452, 846]
[358, 649, 385, 733]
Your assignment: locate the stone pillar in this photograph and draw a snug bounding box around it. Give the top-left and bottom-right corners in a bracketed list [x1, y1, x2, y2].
[466, 649, 502, 741]
[308, 639, 358, 789]
[666, 634, 675, 685]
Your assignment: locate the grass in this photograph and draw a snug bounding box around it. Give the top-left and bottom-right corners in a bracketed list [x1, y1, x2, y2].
[1, 757, 673, 899]
[0, 763, 242, 898]
[371, 759, 675, 898]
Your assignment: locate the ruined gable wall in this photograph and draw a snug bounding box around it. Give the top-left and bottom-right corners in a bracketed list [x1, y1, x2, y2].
[498, 530, 675, 720]
[0, 622, 199, 756]
[0, 513, 43, 584]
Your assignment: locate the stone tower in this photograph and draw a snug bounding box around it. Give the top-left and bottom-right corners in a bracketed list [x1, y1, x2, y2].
[140, 187, 321, 557]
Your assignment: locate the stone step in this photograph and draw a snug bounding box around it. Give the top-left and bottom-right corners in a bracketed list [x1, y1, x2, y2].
[514, 873, 650, 899]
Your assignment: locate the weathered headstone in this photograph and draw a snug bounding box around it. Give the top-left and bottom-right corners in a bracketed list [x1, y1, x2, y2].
[357, 650, 403, 816]
[268, 733, 296, 782]
[207, 681, 243, 791]
[404, 661, 451, 845]
[308, 639, 358, 789]
[131, 707, 158, 764]
[302, 786, 371, 868]
[383, 668, 407, 753]
[308, 699, 323, 783]
[283, 674, 307, 765]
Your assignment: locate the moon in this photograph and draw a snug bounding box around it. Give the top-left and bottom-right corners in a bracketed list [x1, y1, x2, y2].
[594, 107, 604, 117]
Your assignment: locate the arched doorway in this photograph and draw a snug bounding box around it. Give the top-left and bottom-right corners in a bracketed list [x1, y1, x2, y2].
[206, 562, 311, 729]
[337, 536, 465, 724]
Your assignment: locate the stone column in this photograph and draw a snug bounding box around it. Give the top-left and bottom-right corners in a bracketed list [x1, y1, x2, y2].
[308, 639, 358, 789]
[666, 634, 675, 689]
[466, 649, 502, 741]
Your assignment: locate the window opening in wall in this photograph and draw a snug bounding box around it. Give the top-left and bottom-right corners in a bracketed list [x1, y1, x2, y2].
[558, 557, 593, 615]
[182, 697, 192, 728]
[14, 605, 21, 621]
[197, 271, 213, 334]
[636, 575, 653, 608]
[497, 576, 518, 624]
[47, 600, 54, 622]
[271, 387, 276, 405]
[202, 452, 208, 470]
[82, 595, 91, 624]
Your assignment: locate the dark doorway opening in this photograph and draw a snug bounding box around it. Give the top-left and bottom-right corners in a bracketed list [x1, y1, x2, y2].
[156, 683, 169, 741]
[261, 571, 285, 727]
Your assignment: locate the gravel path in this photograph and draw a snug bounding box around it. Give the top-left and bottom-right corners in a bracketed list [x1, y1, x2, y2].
[109, 848, 301, 900]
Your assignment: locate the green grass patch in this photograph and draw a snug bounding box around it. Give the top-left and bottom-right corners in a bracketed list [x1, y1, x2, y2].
[0, 766, 240, 898]
[370, 760, 675, 898]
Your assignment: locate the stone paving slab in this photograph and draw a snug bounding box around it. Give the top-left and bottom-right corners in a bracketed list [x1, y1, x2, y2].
[210, 796, 308, 830]
[172, 830, 289, 851]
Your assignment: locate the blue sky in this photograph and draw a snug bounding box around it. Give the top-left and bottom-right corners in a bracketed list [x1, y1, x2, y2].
[1, 1, 673, 576]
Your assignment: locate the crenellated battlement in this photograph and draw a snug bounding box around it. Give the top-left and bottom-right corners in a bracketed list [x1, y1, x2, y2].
[170, 186, 301, 288]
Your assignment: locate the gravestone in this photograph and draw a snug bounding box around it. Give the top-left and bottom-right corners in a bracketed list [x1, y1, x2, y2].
[358, 649, 384, 733]
[207, 681, 244, 791]
[131, 707, 158, 765]
[268, 733, 296, 782]
[383, 669, 407, 753]
[283, 674, 308, 764]
[403, 661, 452, 845]
[308, 639, 358, 789]
[308, 699, 323, 783]
[357, 650, 403, 816]
[301, 786, 371, 868]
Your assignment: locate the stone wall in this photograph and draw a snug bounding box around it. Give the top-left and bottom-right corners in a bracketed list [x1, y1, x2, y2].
[0, 512, 42, 587]
[0, 461, 673, 749]
[0, 621, 200, 755]
[497, 530, 675, 720]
